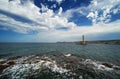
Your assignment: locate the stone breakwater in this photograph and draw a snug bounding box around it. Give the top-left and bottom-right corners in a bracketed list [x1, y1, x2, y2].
[0, 51, 120, 79]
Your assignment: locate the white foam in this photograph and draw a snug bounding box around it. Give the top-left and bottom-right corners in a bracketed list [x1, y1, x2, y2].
[97, 64, 113, 71]
[0, 59, 6, 63]
[83, 59, 113, 71]
[2, 58, 69, 79]
[65, 54, 71, 57]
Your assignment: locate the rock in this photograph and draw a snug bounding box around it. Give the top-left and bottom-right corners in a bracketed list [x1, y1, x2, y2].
[0, 64, 9, 73]
[41, 57, 53, 62]
[0, 59, 6, 64]
[102, 63, 113, 68]
[0, 60, 16, 73]
[113, 66, 120, 70]
[7, 60, 16, 65]
[0, 52, 120, 79]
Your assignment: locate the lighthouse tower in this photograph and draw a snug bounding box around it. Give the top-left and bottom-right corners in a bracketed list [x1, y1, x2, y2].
[81, 35, 86, 45]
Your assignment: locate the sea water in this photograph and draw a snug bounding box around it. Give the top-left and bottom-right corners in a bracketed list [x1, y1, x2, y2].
[0, 43, 120, 65]
[0, 43, 120, 79]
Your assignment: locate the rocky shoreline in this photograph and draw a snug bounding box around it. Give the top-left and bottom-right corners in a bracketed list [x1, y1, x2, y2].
[0, 51, 120, 79]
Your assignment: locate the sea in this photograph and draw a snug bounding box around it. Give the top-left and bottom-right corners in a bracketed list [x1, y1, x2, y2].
[0, 43, 120, 79]
[0, 43, 120, 65]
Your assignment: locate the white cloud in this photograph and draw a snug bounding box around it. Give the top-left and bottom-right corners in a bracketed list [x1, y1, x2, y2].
[56, 0, 63, 4]
[58, 7, 63, 16]
[92, 0, 97, 6]
[0, 0, 120, 42]
[32, 20, 120, 42]
[61, 0, 120, 24]
[51, 4, 57, 8]
[87, 0, 120, 24]
[40, 3, 49, 12]
[62, 6, 89, 19]
[48, 0, 64, 5]
[0, 14, 49, 34]
[63, 0, 120, 24]
[0, 0, 75, 34]
[87, 11, 98, 24]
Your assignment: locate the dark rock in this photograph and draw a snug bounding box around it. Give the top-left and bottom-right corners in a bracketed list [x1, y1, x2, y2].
[0, 60, 6, 64]
[41, 57, 53, 62]
[113, 66, 120, 70]
[0, 60, 16, 74]
[7, 60, 16, 65]
[0, 64, 9, 73]
[0, 52, 120, 79]
[102, 63, 113, 68]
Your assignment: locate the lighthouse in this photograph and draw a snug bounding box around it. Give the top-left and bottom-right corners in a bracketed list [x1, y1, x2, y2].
[80, 35, 86, 45]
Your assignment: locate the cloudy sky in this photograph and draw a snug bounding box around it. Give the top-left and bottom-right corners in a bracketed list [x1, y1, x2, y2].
[0, 0, 120, 42]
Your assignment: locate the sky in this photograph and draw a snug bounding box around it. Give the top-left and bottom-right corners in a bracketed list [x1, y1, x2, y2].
[0, 0, 120, 42]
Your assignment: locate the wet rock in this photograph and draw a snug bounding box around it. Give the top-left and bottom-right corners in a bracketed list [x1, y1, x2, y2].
[0, 64, 9, 73]
[0, 60, 16, 74]
[0, 60, 6, 64]
[0, 52, 120, 79]
[102, 63, 113, 68]
[7, 60, 16, 65]
[41, 57, 53, 62]
[113, 66, 120, 70]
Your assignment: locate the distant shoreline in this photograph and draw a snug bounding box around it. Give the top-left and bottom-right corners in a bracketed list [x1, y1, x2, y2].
[0, 40, 120, 45]
[76, 40, 120, 45]
[57, 40, 120, 45]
